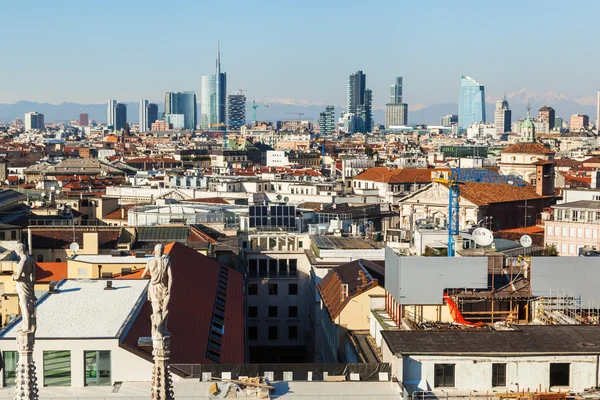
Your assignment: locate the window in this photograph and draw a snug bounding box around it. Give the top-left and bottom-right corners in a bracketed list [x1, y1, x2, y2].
[248, 284, 258, 295]
[248, 326, 258, 341]
[279, 259, 288, 277]
[298, 241, 303, 248]
[288, 284, 298, 295]
[289, 259, 298, 277]
[10, 231, 16, 240]
[547, 226, 554, 236]
[248, 306, 258, 318]
[84, 351, 111, 386]
[258, 259, 267, 277]
[248, 259, 257, 277]
[268, 326, 278, 340]
[288, 325, 298, 340]
[3, 351, 17, 387]
[268, 284, 278, 295]
[492, 363, 506, 387]
[37, 255, 43, 262]
[44, 351, 71, 387]
[550, 363, 570, 387]
[268, 259, 277, 277]
[0, 232, 5, 240]
[434, 364, 455, 387]
[269, 306, 278, 318]
[288, 306, 298, 318]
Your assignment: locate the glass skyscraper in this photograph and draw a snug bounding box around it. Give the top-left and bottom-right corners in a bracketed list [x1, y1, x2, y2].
[164, 91, 197, 130]
[347, 71, 372, 133]
[201, 43, 227, 130]
[200, 75, 216, 130]
[458, 75, 486, 131]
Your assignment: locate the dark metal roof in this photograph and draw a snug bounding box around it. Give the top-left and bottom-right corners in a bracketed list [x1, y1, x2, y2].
[311, 235, 377, 250]
[382, 325, 600, 356]
[136, 226, 189, 242]
[554, 200, 600, 210]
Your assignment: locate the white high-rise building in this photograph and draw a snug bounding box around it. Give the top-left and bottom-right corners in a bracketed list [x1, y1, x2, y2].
[107, 100, 117, 128]
[139, 100, 148, 132]
[24, 112, 44, 131]
[494, 96, 511, 135]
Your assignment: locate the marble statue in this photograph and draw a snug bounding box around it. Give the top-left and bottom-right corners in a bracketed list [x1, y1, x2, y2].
[12, 244, 36, 333]
[142, 244, 172, 340]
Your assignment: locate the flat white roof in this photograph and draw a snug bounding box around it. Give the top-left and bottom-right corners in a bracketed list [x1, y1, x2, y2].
[0, 380, 401, 399]
[72, 254, 153, 264]
[1, 279, 148, 339]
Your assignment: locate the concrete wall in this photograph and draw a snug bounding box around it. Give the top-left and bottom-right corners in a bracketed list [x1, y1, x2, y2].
[338, 286, 386, 331]
[0, 338, 153, 387]
[395, 354, 599, 393]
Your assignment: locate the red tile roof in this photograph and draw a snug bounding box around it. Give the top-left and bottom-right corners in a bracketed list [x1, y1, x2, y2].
[120, 242, 244, 364]
[442, 182, 545, 206]
[317, 259, 382, 321]
[501, 143, 555, 155]
[35, 262, 68, 283]
[354, 167, 432, 184]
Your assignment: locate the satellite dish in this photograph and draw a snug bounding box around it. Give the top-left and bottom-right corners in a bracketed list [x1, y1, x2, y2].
[276, 194, 282, 200]
[283, 197, 289, 203]
[69, 242, 80, 253]
[472, 227, 494, 246]
[520, 235, 533, 248]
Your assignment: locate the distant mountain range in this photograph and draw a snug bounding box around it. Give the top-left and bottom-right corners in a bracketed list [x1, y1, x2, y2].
[0, 90, 596, 126]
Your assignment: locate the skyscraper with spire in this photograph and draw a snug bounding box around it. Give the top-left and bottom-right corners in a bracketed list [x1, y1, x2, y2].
[201, 42, 227, 130]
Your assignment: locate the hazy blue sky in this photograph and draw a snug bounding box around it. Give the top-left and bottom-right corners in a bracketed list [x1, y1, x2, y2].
[2, 0, 598, 107]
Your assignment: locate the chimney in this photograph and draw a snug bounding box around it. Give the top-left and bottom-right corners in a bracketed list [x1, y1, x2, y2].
[536, 162, 555, 197]
[121, 207, 125, 219]
[104, 280, 114, 290]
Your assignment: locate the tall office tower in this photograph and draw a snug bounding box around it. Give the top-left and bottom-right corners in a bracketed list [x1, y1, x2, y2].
[385, 104, 408, 128]
[114, 103, 127, 131]
[164, 92, 197, 130]
[24, 112, 44, 131]
[215, 42, 227, 130]
[148, 103, 158, 129]
[227, 94, 246, 131]
[200, 75, 216, 130]
[201, 43, 227, 130]
[347, 70, 372, 133]
[441, 114, 458, 126]
[318, 105, 335, 135]
[139, 100, 148, 132]
[79, 113, 89, 126]
[390, 77, 403, 103]
[138, 101, 159, 132]
[570, 114, 590, 131]
[385, 76, 409, 128]
[107, 100, 117, 128]
[458, 75, 486, 131]
[494, 96, 511, 134]
[538, 106, 555, 130]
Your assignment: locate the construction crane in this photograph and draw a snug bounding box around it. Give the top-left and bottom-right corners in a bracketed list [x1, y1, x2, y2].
[251, 101, 268, 125]
[285, 112, 305, 120]
[433, 168, 527, 257]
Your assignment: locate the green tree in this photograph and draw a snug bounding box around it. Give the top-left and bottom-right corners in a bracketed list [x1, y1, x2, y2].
[364, 146, 374, 157]
[543, 244, 559, 256]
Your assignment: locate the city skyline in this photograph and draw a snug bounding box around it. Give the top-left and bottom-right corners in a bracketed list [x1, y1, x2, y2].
[1, 0, 598, 108]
